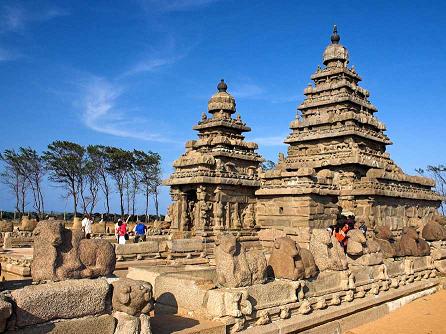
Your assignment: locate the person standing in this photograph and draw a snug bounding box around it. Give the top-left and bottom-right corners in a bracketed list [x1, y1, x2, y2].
[81, 214, 93, 239]
[118, 219, 128, 245]
[115, 219, 122, 242]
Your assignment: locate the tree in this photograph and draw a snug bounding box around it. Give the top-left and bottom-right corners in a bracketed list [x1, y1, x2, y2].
[20, 147, 46, 218]
[0, 149, 29, 216]
[416, 165, 446, 214]
[105, 147, 133, 216]
[83, 156, 101, 215]
[43, 141, 86, 216]
[261, 160, 276, 171]
[129, 164, 140, 216]
[87, 145, 112, 215]
[134, 150, 161, 221]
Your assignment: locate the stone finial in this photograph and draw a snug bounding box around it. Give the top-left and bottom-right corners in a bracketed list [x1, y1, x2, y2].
[208, 79, 236, 113]
[331, 25, 340, 44]
[217, 79, 227, 92]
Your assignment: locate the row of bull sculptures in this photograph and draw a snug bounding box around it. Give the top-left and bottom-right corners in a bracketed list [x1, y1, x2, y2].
[215, 218, 446, 288]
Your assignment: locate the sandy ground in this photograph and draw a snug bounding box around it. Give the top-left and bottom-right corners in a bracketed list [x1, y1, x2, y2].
[347, 290, 446, 334]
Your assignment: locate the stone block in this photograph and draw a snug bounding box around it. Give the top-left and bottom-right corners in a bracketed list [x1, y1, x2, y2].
[0, 298, 12, 332]
[14, 315, 116, 334]
[113, 311, 151, 334]
[0, 221, 13, 233]
[257, 228, 286, 242]
[430, 244, 446, 260]
[11, 278, 111, 327]
[205, 290, 249, 318]
[167, 239, 203, 252]
[434, 259, 446, 274]
[384, 259, 405, 277]
[246, 280, 301, 309]
[115, 241, 160, 256]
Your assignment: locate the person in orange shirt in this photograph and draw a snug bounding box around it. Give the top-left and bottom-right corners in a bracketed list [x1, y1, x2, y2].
[334, 222, 350, 252]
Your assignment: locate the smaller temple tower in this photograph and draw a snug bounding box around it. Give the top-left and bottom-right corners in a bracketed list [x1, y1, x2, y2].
[164, 80, 263, 236]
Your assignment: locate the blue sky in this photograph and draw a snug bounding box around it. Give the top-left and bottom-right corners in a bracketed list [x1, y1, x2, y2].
[0, 0, 445, 214]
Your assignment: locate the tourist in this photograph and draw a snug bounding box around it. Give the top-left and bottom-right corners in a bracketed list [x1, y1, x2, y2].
[118, 219, 128, 245]
[115, 219, 122, 242]
[81, 214, 92, 239]
[133, 221, 147, 243]
[334, 222, 349, 252]
[346, 215, 356, 230]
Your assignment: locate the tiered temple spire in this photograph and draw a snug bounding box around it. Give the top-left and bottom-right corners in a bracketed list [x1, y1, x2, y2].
[256, 26, 442, 233]
[164, 80, 262, 234]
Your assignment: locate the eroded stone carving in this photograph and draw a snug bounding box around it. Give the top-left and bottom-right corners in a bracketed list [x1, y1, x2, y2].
[112, 278, 153, 316]
[310, 229, 347, 271]
[373, 226, 397, 258]
[396, 227, 430, 257]
[31, 221, 116, 281]
[268, 237, 317, 280]
[346, 229, 383, 266]
[215, 234, 267, 287]
[422, 220, 446, 241]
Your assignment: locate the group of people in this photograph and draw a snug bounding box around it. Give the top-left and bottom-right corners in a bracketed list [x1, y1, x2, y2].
[115, 217, 148, 245]
[80, 214, 148, 245]
[328, 215, 367, 252]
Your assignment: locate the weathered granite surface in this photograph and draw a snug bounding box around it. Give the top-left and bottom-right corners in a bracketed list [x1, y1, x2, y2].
[11, 278, 111, 327]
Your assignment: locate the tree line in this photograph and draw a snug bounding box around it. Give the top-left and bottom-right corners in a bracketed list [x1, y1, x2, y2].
[0, 141, 162, 221]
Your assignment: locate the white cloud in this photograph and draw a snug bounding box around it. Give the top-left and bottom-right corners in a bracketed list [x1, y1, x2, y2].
[82, 77, 179, 143]
[123, 54, 185, 77]
[0, 3, 68, 33]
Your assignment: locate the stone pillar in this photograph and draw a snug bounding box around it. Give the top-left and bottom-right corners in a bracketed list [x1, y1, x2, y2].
[213, 201, 224, 231]
[232, 202, 241, 230]
[180, 193, 188, 231]
[225, 203, 231, 230]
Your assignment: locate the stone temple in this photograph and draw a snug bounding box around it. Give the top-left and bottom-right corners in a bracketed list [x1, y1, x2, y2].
[164, 79, 262, 237]
[165, 26, 443, 243]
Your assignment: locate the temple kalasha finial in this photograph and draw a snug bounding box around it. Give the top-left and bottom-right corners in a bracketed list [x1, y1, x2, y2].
[331, 24, 340, 44]
[217, 79, 227, 92]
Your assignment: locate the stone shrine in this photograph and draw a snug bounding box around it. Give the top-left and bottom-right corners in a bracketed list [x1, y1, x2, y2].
[255, 26, 443, 241]
[164, 80, 263, 235]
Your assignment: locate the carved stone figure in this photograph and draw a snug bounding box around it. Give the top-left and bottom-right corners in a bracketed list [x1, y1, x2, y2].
[242, 203, 255, 228]
[346, 229, 383, 266]
[396, 227, 430, 257]
[309, 229, 347, 271]
[268, 237, 317, 280]
[422, 220, 446, 241]
[20, 216, 37, 232]
[112, 278, 153, 316]
[213, 201, 224, 230]
[31, 221, 116, 282]
[215, 234, 267, 287]
[231, 202, 241, 229]
[373, 226, 396, 258]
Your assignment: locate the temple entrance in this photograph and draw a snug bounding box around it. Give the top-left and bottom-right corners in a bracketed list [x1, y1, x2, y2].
[186, 190, 197, 203]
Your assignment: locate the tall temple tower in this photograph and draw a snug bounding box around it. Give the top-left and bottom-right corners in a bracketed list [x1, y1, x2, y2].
[256, 27, 443, 240]
[164, 80, 263, 236]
